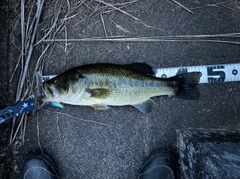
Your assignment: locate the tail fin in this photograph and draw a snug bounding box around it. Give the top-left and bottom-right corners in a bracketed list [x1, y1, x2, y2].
[173, 72, 200, 100]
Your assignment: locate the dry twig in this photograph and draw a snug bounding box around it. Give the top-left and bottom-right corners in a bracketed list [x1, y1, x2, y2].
[10, 0, 46, 143]
[43, 32, 240, 45]
[169, 0, 194, 14]
[43, 108, 111, 127]
[95, 0, 164, 31]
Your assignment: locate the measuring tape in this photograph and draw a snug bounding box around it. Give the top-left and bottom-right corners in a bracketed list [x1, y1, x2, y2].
[42, 63, 240, 83]
[155, 63, 240, 83]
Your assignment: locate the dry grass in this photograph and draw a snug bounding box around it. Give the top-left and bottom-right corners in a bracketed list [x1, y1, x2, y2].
[10, 0, 46, 144]
[43, 33, 240, 45]
[9, 0, 240, 144]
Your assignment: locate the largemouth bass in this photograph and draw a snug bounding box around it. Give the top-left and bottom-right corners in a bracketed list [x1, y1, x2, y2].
[41, 63, 200, 113]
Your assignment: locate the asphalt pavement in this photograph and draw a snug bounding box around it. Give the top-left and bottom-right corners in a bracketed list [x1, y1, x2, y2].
[1, 1, 240, 178]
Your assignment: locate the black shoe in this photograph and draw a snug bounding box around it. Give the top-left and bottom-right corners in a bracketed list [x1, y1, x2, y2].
[139, 150, 177, 179]
[22, 153, 59, 179]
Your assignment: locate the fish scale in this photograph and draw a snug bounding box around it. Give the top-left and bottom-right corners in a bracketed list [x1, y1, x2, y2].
[84, 74, 171, 105]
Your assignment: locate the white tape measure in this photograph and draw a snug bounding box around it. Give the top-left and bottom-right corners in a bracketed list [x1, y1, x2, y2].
[41, 63, 240, 83]
[155, 63, 240, 83]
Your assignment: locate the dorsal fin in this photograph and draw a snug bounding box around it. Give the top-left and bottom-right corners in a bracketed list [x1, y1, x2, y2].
[128, 63, 155, 76]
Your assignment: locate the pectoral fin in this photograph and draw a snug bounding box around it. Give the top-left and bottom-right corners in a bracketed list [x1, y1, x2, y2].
[87, 88, 110, 99]
[132, 99, 156, 113]
[91, 104, 109, 110]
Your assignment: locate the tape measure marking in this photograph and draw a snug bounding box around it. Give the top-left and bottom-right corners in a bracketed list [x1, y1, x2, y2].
[155, 63, 240, 83]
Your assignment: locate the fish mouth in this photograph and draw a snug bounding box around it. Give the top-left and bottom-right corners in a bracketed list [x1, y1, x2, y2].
[41, 83, 58, 101]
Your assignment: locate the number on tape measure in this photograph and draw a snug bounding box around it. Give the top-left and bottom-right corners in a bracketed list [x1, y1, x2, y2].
[207, 66, 225, 83]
